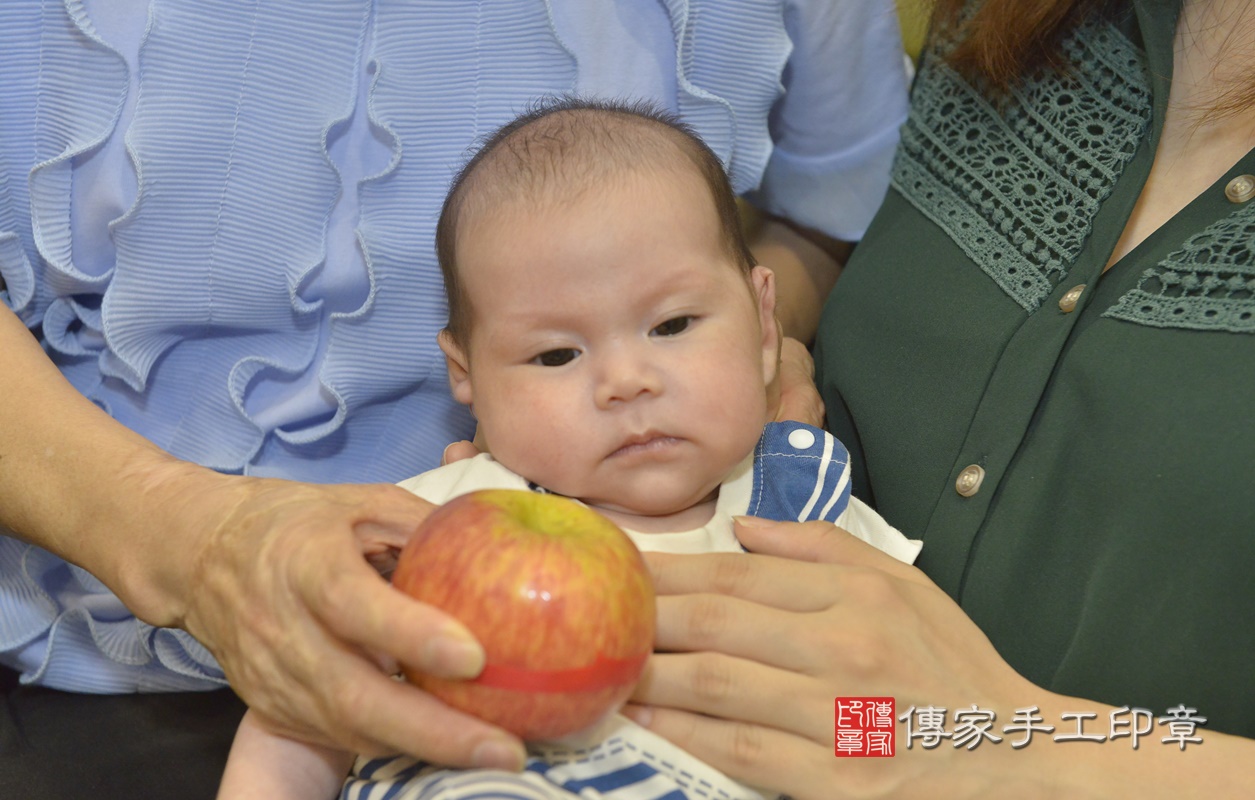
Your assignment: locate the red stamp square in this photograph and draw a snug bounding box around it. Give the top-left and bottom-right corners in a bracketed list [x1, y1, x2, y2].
[835, 697, 896, 757]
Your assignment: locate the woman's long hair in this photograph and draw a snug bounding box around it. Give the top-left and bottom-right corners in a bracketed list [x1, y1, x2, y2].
[928, 0, 1108, 91]
[928, 0, 1255, 118]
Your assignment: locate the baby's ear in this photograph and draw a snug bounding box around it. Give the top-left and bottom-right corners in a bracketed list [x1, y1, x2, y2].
[750, 266, 780, 387]
[437, 329, 474, 407]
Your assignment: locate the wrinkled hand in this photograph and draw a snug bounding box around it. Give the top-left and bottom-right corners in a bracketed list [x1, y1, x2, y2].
[626, 517, 1057, 799]
[769, 336, 824, 427]
[179, 475, 525, 767]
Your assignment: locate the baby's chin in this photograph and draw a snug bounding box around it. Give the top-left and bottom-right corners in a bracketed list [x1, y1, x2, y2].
[575, 486, 721, 534]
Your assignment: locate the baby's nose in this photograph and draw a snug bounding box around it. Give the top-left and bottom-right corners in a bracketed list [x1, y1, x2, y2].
[594, 348, 664, 408]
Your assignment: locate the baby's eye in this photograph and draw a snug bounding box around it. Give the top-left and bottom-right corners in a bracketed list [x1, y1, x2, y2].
[533, 348, 579, 367]
[651, 316, 693, 337]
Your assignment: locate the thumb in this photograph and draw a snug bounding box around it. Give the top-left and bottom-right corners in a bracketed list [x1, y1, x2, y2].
[772, 338, 824, 427]
[441, 440, 481, 465]
[733, 515, 924, 582]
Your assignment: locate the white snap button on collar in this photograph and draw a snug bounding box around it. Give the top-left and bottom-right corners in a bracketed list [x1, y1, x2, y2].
[787, 428, 816, 450]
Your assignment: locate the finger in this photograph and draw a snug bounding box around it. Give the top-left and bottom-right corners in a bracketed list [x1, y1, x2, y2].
[342, 484, 436, 548]
[308, 485, 487, 677]
[622, 704, 835, 800]
[632, 651, 831, 743]
[734, 516, 927, 584]
[653, 593, 827, 663]
[773, 337, 824, 427]
[366, 646, 400, 676]
[309, 558, 486, 681]
[442, 440, 481, 465]
[773, 391, 824, 427]
[643, 546, 840, 608]
[239, 599, 522, 768]
[345, 484, 439, 577]
[320, 657, 526, 770]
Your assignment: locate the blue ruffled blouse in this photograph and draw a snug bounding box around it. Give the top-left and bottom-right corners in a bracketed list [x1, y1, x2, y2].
[0, 0, 908, 692]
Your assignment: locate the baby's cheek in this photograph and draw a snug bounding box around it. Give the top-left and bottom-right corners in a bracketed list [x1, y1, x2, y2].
[708, 365, 769, 422]
[722, 388, 772, 452]
[488, 399, 583, 482]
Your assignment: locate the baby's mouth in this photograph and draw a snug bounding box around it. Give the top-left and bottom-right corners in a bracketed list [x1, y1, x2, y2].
[609, 431, 681, 459]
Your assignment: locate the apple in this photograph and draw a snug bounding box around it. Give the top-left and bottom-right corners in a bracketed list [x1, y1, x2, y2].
[391, 488, 656, 741]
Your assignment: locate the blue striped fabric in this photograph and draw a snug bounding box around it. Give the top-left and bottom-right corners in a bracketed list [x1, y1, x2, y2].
[343, 724, 768, 800]
[0, 1, 907, 692]
[747, 422, 853, 525]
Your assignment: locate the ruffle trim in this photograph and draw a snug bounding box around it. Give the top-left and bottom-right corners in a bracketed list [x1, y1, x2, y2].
[0, 5, 42, 321]
[0, 536, 225, 693]
[12, 0, 794, 475]
[0, 232, 34, 318]
[658, 0, 788, 194]
[28, 0, 132, 349]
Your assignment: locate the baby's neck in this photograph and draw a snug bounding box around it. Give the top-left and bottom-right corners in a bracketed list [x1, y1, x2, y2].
[594, 493, 719, 534]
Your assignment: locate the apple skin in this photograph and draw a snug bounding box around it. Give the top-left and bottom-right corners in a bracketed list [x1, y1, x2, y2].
[392, 488, 656, 741]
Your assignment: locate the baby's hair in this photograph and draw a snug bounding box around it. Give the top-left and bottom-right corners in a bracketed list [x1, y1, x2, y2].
[436, 96, 755, 348]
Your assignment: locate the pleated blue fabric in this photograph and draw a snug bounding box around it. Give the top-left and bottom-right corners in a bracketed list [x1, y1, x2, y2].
[0, 0, 908, 692]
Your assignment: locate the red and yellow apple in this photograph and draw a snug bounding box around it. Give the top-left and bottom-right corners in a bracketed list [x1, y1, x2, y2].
[391, 488, 655, 741]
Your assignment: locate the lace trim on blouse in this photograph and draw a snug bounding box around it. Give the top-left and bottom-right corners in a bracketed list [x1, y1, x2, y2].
[891, 16, 1152, 312]
[1105, 203, 1255, 332]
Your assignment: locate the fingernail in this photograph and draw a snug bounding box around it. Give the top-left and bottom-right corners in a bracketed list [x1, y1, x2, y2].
[441, 442, 457, 465]
[425, 628, 484, 679]
[621, 703, 653, 727]
[471, 738, 526, 771]
[732, 515, 771, 528]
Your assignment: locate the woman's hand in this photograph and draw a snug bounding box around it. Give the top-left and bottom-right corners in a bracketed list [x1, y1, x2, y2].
[625, 518, 1255, 799]
[626, 517, 1031, 798]
[172, 472, 528, 767]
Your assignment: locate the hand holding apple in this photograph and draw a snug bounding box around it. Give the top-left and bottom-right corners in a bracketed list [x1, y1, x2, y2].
[392, 489, 655, 741]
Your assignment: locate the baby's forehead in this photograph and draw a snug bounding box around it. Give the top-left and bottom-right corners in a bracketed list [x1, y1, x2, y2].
[453, 173, 745, 332]
[461, 162, 708, 233]
[459, 122, 703, 219]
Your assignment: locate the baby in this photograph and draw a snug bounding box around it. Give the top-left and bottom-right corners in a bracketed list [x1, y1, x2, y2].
[218, 98, 920, 800]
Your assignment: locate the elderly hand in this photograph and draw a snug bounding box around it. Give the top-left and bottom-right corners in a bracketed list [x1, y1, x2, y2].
[0, 306, 526, 769]
[166, 470, 526, 768]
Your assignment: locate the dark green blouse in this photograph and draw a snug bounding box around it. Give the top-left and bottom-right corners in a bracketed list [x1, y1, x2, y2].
[816, 0, 1255, 737]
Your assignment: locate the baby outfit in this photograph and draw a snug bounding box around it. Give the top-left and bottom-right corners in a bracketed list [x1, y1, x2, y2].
[341, 422, 920, 800]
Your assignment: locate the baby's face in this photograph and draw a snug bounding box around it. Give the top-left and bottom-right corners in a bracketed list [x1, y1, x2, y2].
[441, 168, 777, 518]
